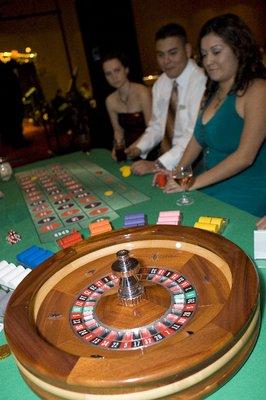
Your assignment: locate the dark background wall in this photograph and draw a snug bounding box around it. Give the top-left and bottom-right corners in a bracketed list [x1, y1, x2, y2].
[75, 0, 143, 149]
[132, 0, 266, 76]
[0, 0, 265, 150]
[1, 0, 264, 99]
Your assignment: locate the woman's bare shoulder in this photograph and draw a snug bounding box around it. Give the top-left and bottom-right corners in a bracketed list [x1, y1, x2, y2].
[132, 82, 149, 94]
[246, 78, 266, 97]
[105, 91, 117, 107]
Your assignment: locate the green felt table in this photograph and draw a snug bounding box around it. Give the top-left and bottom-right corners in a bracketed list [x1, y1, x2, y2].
[0, 149, 265, 400]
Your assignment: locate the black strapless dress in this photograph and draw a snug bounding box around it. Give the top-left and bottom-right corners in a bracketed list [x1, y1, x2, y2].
[117, 112, 146, 147]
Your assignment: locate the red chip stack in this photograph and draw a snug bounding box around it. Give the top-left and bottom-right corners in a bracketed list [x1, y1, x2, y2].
[57, 230, 83, 249]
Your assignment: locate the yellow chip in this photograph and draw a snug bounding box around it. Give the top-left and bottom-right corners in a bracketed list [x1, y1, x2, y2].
[120, 165, 131, 171]
[198, 216, 212, 224]
[119, 165, 131, 177]
[104, 190, 114, 196]
[194, 222, 219, 233]
[122, 170, 131, 177]
[210, 217, 224, 229]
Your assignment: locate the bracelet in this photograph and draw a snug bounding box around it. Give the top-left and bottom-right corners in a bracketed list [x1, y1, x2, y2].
[154, 159, 165, 170]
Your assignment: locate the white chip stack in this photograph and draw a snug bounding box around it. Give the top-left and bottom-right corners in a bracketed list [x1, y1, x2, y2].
[0, 260, 32, 290]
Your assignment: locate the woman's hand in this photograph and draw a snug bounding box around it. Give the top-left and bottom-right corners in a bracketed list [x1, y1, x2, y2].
[163, 175, 183, 193]
[111, 146, 117, 161]
[131, 160, 156, 175]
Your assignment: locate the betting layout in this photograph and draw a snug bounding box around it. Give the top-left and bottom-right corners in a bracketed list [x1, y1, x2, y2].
[15, 160, 150, 243]
[70, 267, 197, 350]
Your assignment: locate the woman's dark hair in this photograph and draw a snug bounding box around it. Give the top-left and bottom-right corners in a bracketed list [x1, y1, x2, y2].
[102, 51, 129, 69]
[198, 13, 266, 101]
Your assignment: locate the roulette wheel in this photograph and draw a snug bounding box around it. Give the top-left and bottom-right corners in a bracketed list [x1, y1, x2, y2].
[4, 225, 260, 399]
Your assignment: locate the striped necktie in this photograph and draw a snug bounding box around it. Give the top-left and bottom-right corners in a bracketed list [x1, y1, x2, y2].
[160, 80, 178, 154]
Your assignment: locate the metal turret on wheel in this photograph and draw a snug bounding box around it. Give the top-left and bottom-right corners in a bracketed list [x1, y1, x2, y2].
[111, 249, 146, 306]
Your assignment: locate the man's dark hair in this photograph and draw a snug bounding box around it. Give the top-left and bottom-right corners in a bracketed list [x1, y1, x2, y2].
[155, 23, 188, 45]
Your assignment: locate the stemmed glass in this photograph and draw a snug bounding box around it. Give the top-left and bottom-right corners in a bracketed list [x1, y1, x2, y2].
[172, 164, 193, 205]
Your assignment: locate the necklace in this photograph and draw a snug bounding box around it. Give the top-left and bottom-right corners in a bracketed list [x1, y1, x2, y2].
[213, 88, 228, 109]
[118, 82, 130, 105]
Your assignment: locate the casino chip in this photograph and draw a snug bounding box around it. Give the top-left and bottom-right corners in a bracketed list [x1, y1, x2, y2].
[6, 230, 22, 245]
[119, 165, 131, 177]
[104, 190, 114, 196]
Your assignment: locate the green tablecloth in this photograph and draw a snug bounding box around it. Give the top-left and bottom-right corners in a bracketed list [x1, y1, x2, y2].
[0, 149, 264, 400]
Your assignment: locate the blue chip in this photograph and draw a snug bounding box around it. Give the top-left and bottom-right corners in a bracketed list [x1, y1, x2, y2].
[124, 213, 145, 221]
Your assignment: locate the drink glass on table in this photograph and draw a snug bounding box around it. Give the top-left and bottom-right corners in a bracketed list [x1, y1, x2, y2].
[114, 140, 127, 162]
[0, 157, 13, 181]
[172, 164, 193, 205]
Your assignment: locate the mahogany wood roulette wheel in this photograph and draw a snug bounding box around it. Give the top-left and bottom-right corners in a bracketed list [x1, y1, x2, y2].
[4, 225, 260, 400]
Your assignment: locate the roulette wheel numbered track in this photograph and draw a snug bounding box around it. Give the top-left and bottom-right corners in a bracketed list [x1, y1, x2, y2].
[4, 225, 260, 399]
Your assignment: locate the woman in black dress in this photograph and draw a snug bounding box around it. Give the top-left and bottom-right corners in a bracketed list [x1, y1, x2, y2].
[102, 52, 152, 160]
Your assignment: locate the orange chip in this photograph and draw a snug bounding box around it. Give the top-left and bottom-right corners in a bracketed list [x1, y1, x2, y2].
[89, 220, 112, 234]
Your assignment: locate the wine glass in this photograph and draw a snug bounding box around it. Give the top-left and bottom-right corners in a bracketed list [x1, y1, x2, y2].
[114, 139, 127, 162]
[0, 157, 13, 181]
[172, 164, 193, 205]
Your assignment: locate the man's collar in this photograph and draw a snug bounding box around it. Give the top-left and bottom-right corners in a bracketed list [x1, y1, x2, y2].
[175, 59, 194, 88]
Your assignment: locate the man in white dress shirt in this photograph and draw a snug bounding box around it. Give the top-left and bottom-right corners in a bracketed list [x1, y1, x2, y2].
[125, 23, 207, 175]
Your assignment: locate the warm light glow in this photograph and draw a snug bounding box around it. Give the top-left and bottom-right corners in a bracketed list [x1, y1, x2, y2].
[0, 48, 37, 63]
[143, 74, 159, 81]
[143, 74, 159, 87]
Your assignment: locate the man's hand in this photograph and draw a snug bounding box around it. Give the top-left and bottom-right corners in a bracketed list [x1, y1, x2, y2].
[131, 160, 156, 175]
[125, 145, 141, 160]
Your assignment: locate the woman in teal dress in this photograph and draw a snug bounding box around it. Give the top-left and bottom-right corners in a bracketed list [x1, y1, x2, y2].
[165, 13, 266, 216]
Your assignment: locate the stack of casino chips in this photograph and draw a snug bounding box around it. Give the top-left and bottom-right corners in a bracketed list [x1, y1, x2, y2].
[17, 245, 54, 269]
[57, 230, 83, 249]
[154, 172, 167, 188]
[123, 213, 146, 228]
[89, 219, 112, 236]
[0, 260, 32, 290]
[6, 230, 21, 245]
[194, 216, 226, 233]
[156, 211, 181, 225]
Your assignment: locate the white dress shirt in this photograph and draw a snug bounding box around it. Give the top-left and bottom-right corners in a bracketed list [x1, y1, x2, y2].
[136, 59, 207, 170]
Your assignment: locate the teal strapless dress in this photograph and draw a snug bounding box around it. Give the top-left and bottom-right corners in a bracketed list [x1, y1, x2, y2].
[194, 94, 266, 217]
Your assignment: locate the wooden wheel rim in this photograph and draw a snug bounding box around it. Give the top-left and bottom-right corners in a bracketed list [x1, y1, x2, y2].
[5, 225, 260, 399]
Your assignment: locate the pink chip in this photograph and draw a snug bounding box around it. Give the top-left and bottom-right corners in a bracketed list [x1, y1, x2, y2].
[157, 220, 180, 225]
[158, 211, 181, 218]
